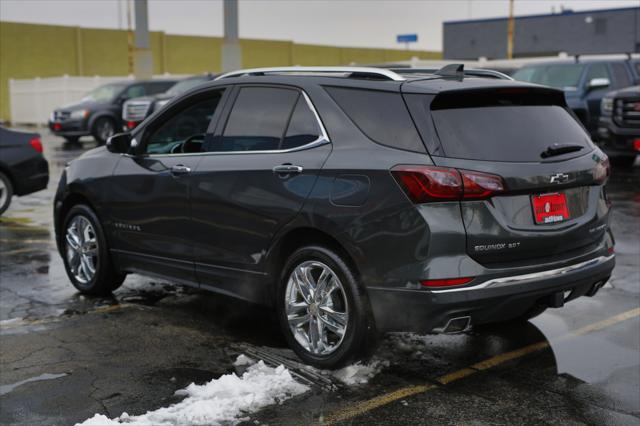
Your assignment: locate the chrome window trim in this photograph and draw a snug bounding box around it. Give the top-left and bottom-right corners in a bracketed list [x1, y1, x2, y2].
[427, 254, 615, 294]
[137, 88, 330, 158]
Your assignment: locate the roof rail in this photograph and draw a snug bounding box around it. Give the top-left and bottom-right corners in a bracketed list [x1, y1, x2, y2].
[215, 66, 406, 81]
[390, 67, 513, 80]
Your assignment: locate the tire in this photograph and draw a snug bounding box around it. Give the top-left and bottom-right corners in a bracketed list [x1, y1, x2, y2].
[0, 171, 13, 216]
[277, 245, 376, 369]
[91, 117, 116, 145]
[61, 204, 125, 295]
[610, 156, 637, 168]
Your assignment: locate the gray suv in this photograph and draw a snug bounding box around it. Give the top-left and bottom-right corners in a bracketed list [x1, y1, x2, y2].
[53, 66, 615, 368]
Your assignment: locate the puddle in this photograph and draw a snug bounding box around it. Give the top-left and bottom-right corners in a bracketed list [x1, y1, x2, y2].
[0, 373, 67, 396]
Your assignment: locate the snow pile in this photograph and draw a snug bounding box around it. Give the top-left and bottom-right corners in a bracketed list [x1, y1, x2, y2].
[76, 359, 309, 426]
[332, 359, 389, 385]
[233, 354, 254, 367]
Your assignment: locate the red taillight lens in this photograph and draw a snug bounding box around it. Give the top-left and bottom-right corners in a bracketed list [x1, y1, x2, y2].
[391, 166, 462, 203]
[126, 121, 138, 129]
[460, 170, 505, 199]
[53, 122, 61, 131]
[594, 157, 611, 184]
[392, 165, 505, 203]
[29, 137, 43, 153]
[633, 139, 640, 152]
[421, 277, 474, 288]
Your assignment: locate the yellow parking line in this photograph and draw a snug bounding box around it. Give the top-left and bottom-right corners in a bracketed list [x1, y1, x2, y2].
[0, 248, 40, 256]
[0, 238, 52, 244]
[322, 307, 640, 425]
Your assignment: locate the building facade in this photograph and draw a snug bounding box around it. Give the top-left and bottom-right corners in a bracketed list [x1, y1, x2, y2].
[443, 7, 640, 60]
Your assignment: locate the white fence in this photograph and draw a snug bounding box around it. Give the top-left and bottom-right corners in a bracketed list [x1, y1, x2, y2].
[9, 74, 184, 125]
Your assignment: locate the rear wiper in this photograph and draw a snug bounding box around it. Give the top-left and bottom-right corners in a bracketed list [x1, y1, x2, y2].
[540, 143, 584, 159]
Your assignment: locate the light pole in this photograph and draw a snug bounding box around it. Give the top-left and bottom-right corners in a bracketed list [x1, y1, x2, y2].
[222, 0, 242, 72]
[133, 0, 153, 80]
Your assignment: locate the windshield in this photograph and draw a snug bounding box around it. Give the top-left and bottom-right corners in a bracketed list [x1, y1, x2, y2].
[166, 77, 209, 96]
[83, 83, 127, 103]
[512, 64, 585, 90]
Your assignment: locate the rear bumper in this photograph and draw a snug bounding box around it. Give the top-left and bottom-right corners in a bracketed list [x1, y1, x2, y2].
[12, 157, 49, 196]
[368, 254, 615, 333]
[48, 120, 90, 137]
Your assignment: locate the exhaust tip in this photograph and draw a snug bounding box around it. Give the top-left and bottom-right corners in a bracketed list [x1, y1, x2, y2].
[434, 316, 472, 334]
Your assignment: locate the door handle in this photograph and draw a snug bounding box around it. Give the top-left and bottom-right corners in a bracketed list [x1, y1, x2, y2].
[273, 164, 303, 175]
[170, 164, 192, 176]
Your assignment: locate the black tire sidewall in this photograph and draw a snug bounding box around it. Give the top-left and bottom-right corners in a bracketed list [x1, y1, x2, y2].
[0, 171, 13, 215]
[277, 245, 373, 369]
[61, 204, 121, 294]
[92, 117, 115, 144]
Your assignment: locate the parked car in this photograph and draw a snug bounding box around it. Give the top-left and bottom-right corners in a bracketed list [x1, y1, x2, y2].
[597, 86, 640, 167]
[0, 126, 49, 215]
[512, 58, 638, 139]
[49, 79, 178, 144]
[54, 66, 615, 368]
[123, 74, 216, 130]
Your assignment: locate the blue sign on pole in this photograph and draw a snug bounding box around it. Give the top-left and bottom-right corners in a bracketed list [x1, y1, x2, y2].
[396, 34, 418, 43]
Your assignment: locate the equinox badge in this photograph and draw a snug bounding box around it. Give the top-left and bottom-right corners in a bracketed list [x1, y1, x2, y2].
[549, 173, 569, 184]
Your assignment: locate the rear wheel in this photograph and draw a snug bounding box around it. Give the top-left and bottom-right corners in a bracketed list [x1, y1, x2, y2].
[0, 171, 13, 215]
[62, 204, 125, 295]
[92, 117, 116, 145]
[277, 245, 375, 368]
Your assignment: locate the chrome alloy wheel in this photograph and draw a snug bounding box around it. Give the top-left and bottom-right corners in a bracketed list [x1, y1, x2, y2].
[65, 216, 99, 284]
[285, 261, 349, 356]
[0, 178, 7, 210]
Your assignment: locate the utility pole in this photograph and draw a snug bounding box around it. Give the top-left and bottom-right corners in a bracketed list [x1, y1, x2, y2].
[221, 0, 242, 72]
[126, 0, 133, 75]
[133, 0, 153, 80]
[507, 0, 515, 59]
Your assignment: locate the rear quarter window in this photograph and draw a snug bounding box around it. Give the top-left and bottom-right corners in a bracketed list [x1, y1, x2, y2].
[324, 87, 425, 153]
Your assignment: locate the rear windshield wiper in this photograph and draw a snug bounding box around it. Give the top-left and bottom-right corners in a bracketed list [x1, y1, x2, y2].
[540, 144, 584, 159]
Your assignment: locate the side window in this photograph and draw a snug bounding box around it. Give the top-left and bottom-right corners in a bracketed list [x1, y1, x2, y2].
[217, 87, 298, 152]
[325, 87, 425, 153]
[282, 96, 322, 149]
[610, 63, 631, 87]
[147, 82, 175, 95]
[125, 84, 146, 99]
[585, 63, 611, 84]
[145, 92, 222, 154]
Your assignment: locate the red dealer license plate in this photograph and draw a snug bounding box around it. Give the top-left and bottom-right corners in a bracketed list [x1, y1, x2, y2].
[532, 193, 570, 224]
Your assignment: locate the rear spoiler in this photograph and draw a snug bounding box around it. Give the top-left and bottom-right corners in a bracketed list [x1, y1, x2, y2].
[430, 86, 568, 110]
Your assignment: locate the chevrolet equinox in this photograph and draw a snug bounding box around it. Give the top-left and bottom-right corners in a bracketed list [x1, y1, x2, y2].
[54, 65, 615, 368]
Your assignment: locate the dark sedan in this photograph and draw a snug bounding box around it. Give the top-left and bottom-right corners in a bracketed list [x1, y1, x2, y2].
[0, 126, 49, 215]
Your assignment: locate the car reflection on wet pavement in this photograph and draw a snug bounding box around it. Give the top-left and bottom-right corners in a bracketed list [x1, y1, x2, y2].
[1, 131, 638, 425]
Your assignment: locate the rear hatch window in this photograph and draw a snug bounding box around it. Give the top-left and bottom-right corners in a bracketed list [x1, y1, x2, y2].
[428, 90, 593, 162]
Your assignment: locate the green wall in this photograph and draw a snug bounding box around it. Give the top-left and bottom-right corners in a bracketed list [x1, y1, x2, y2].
[0, 21, 441, 122]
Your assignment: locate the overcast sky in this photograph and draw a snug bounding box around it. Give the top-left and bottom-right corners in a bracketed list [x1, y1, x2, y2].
[1, 0, 638, 50]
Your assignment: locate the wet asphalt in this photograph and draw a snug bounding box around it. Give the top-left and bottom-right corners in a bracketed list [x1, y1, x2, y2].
[0, 130, 638, 425]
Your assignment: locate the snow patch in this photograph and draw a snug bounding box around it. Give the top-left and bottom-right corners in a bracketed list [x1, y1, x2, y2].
[76, 360, 309, 426]
[233, 354, 255, 367]
[332, 360, 389, 385]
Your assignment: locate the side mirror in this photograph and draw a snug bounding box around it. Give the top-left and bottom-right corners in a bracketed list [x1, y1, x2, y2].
[106, 132, 131, 154]
[587, 77, 610, 91]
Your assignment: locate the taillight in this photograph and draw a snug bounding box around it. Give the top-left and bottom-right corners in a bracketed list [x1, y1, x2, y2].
[594, 157, 610, 185]
[391, 165, 505, 203]
[421, 277, 474, 288]
[460, 170, 505, 199]
[126, 121, 138, 129]
[29, 137, 43, 153]
[633, 138, 640, 152]
[53, 123, 62, 131]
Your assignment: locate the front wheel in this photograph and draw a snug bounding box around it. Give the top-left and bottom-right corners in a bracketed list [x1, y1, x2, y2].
[62, 204, 125, 295]
[277, 245, 376, 368]
[0, 171, 13, 215]
[91, 117, 116, 145]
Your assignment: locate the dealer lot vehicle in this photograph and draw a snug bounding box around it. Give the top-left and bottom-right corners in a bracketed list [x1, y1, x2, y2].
[123, 74, 216, 130]
[598, 86, 640, 167]
[54, 66, 615, 368]
[49, 79, 177, 144]
[512, 58, 638, 139]
[0, 126, 49, 215]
